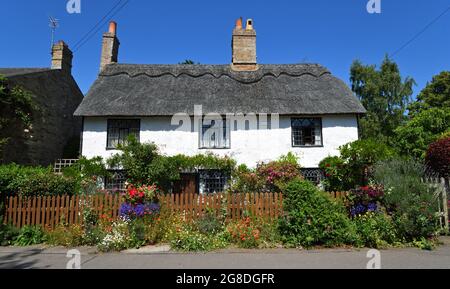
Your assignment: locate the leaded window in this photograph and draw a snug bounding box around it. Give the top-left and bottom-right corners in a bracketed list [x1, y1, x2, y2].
[200, 118, 230, 149]
[301, 168, 325, 185]
[292, 118, 323, 147]
[107, 119, 140, 149]
[105, 170, 127, 192]
[199, 170, 229, 194]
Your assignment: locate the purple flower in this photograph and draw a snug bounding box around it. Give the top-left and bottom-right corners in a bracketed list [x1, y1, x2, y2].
[367, 202, 378, 212]
[119, 203, 133, 218]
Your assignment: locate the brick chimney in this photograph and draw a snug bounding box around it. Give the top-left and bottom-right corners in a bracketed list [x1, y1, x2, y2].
[231, 18, 257, 71]
[51, 41, 73, 74]
[100, 21, 120, 72]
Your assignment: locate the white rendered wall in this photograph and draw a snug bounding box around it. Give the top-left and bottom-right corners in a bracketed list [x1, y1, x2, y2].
[81, 115, 359, 168]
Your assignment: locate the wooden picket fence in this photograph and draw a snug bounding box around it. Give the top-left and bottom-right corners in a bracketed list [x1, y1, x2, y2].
[159, 192, 284, 221]
[2, 191, 349, 228]
[3, 194, 123, 229]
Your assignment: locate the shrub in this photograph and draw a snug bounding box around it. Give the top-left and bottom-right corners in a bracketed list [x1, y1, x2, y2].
[231, 154, 302, 193]
[373, 158, 440, 240]
[318, 139, 394, 191]
[319, 156, 346, 191]
[278, 179, 358, 248]
[425, 137, 450, 178]
[196, 209, 224, 235]
[62, 157, 110, 194]
[13, 226, 46, 246]
[0, 221, 20, 246]
[0, 164, 78, 197]
[45, 224, 85, 247]
[338, 139, 394, 189]
[170, 225, 215, 251]
[352, 212, 399, 248]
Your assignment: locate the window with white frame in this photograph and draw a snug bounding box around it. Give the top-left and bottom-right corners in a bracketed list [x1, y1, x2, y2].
[107, 119, 140, 149]
[291, 118, 323, 147]
[200, 117, 230, 149]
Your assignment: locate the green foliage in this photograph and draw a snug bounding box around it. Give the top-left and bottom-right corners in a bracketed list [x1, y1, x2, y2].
[0, 221, 20, 246]
[395, 108, 450, 159]
[352, 212, 399, 248]
[373, 158, 440, 240]
[408, 71, 450, 115]
[339, 139, 394, 189]
[196, 209, 224, 235]
[0, 164, 78, 197]
[108, 136, 235, 191]
[319, 156, 346, 191]
[172, 153, 236, 172]
[319, 139, 394, 191]
[231, 154, 302, 193]
[45, 224, 85, 247]
[63, 157, 110, 194]
[0, 75, 38, 156]
[425, 137, 450, 178]
[278, 179, 358, 248]
[350, 56, 415, 142]
[13, 226, 46, 246]
[169, 223, 229, 252]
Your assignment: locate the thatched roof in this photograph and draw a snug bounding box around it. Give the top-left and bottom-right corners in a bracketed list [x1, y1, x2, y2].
[74, 63, 366, 116]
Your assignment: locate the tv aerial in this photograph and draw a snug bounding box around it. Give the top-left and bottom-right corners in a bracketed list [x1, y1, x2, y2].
[49, 16, 60, 50]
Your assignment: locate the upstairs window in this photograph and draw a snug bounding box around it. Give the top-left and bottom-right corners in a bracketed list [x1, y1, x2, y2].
[292, 118, 323, 147]
[200, 118, 230, 149]
[107, 119, 140, 149]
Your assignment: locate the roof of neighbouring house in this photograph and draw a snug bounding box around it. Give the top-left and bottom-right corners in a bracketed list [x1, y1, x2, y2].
[74, 63, 367, 116]
[0, 68, 52, 77]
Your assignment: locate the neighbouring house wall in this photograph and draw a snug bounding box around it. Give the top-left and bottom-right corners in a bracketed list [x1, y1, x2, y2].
[81, 115, 359, 168]
[1, 71, 83, 166]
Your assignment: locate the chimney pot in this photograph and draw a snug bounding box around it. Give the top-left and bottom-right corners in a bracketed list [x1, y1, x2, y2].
[235, 17, 243, 30]
[109, 21, 117, 35]
[246, 19, 254, 30]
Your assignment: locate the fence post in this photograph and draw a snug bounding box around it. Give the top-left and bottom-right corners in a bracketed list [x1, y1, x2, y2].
[442, 178, 449, 233]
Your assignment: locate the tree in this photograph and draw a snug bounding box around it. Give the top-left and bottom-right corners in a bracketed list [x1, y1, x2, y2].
[350, 56, 415, 143]
[394, 71, 450, 158]
[395, 108, 450, 159]
[408, 71, 450, 115]
[0, 75, 37, 157]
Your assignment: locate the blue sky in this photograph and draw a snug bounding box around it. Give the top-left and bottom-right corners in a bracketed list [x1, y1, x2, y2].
[1, 0, 449, 96]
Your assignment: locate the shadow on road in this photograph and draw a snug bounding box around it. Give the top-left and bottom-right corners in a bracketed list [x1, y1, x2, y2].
[0, 249, 48, 269]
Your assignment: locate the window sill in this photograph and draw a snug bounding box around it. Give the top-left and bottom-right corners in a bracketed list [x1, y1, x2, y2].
[292, 145, 324, 148]
[106, 147, 120, 151]
[199, 147, 231, 150]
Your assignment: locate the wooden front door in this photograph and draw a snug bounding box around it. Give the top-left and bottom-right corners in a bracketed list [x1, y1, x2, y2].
[173, 173, 198, 195]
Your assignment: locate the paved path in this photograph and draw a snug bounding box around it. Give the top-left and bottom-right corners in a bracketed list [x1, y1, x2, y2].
[1, 238, 449, 269]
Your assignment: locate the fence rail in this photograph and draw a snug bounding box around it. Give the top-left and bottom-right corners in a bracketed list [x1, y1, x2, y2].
[3, 191, 350, 228]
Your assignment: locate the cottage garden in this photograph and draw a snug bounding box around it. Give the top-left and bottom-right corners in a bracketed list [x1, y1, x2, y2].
[0, 134, 448, 251]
